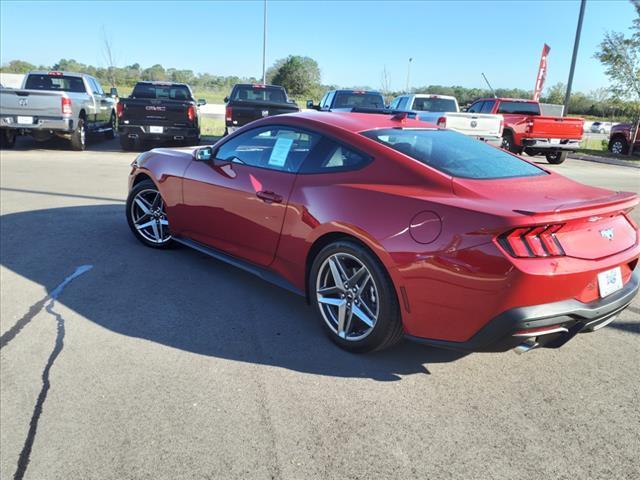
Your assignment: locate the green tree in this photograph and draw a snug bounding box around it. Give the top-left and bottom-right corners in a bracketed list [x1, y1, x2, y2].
[271, 56, 321, 98]
[594, 0, 640, 154]
[0, 60, 36, 73]
[142, 64, 167, 81]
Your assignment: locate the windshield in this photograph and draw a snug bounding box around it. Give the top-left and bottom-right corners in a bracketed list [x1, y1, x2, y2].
[231, 85, 287, 103]
[333, 92, 384, 109]
[25, 74, 85, 92]
[362, 128, 545, 179]
[412, 97, 457, 112]
[131, 84, 193, 100]
[497, 101, 541, 115]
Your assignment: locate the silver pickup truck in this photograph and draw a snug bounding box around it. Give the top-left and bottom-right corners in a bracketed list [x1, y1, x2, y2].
[0, 71, 117, 150]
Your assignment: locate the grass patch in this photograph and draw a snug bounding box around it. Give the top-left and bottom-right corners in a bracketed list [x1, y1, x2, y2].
[200, 116, 225, 137]
[579, 136, 607, 151]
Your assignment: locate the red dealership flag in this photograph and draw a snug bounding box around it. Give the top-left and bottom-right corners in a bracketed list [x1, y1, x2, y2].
[533, 44, 551, 102]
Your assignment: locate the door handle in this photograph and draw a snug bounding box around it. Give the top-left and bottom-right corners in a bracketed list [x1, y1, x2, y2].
[256, 190, 283, 204]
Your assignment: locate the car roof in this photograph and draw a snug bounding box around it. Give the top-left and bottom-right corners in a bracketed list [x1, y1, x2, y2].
[136, 81, 189, 87]
[477, 97, 538, 103]
[332, 89, 382, 94]
[28, 71, 87, 78]
[275, 111, 436, 133]
[411, 94, 456, 100]
[234, 83, 283, 88]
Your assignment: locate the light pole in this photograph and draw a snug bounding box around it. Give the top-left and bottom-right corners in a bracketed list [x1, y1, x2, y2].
[406, 57, 413, 93]
[563, 0, 586, 116]
[262, 0, 267, 84]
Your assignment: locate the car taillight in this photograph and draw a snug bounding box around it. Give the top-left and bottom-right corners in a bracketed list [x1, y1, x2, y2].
[437, 116, 446, 128]
[187, 105, 196, 122]
[61, 97, 72, 114]
[116, 102, 123, 118]
[225, 106, 233, 122]
[498, 224, 565, 258]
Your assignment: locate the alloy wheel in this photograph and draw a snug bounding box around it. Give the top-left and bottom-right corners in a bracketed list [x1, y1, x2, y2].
[611, 141, 623, 155]
[316, 253, 379, 341]
[130, 188, 171, 244]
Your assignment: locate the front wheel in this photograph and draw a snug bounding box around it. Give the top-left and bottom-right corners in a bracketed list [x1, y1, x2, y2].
[609, 137, 628, 155]
[70, 118, 86, 151]
[546, 151, 567, 164]
[105, 112, 116, 139]
[126, 179, 173, 249]
[501, 132, 520, 154]
[310, 241, 403, 353]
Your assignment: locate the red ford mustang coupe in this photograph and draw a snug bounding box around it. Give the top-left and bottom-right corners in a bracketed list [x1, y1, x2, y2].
[126, 112, 639, 353]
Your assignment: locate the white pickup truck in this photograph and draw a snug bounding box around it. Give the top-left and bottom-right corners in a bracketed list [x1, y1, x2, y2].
[0, 71, 117, 150]
[389, 94, 503, 146]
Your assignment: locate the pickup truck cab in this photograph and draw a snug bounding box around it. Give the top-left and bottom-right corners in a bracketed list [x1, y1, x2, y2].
[390, 93, 503, 146]
[0, 71, 117, 150]
[117, 81, 204, 150]
[224, 84, 299, 135]
[469, 98, 584, 164]
[308, 89, 386, 111]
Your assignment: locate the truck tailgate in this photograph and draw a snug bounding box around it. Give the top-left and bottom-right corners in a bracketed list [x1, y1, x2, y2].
[230, 102, 299, 125]
[0, 89, 64, 117]
[121, 98, 193, 126]
[442, 112, 502, 137]
[530, 116, 584, 139]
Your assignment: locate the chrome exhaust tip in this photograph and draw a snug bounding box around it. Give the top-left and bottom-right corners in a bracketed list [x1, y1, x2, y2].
[513, 338, 539, 355]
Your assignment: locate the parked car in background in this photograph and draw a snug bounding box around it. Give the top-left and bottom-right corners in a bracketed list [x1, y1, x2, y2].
[117, 81, 205, 150]
[590, 121, 612, 134]
[0, 71, 117, 150]
[469, 98, 584, 164]
[224, 84, 298, 135]
[608, 123, 640, 155]
[390, 93, 503, 146]
[307, 89, 385, 111]
[125, 111, 638, 354]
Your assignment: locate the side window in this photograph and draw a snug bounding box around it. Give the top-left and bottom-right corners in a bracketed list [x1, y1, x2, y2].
[215, 126, 321, 173]
[389, 97, 401, 109]
[468, 101, 484, 113]
[396, 97, 408, 110]
[480, 100, 495, 113]
[88, 78, 103, 95]
[318, 93, 328, 108]
[299, 139, 370, 174]
[324, 91, 335, 109]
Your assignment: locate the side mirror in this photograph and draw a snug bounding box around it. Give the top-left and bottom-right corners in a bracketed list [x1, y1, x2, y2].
[110, 87, 118, 97]
[193, 146, 213, 162]
[197, 98, 207, 106]
[223, 96, 229, 103]
[306, 100, 315, 109]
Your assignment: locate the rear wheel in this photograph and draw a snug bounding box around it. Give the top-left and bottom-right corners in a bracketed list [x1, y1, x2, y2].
[105, 112, 116, 139]
[0, 129, 16, 149]
[546, 151, 567, 164]
[126, 179, 173, 249]
[501, 132, 519, 153]
[609, 137, 628, 155]
[70, 118, 86, 151]
[310, 241, 403, 353]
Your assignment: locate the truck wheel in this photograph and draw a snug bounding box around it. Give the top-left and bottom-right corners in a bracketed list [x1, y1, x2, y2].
[501, 132, 518, 153]
[105, 113, 116, 139]
[0, 129, 16, 149]
[609, 137, 628, 155]
[70, 118, 87, 151]
[546, 151, 567, 164]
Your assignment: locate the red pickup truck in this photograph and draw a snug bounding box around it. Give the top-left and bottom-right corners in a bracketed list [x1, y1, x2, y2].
[468, 98, 584, 164]
[608, 123, 640, 155]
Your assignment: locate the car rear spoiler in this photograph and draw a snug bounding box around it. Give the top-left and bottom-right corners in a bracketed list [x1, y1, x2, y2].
[513, 191, 638, 216]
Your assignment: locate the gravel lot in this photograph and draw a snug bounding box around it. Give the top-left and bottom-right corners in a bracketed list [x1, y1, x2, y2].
[1, 136, 639, 480]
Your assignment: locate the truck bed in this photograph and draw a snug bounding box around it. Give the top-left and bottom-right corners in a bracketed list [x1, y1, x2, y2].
[529, 116, 584, 139]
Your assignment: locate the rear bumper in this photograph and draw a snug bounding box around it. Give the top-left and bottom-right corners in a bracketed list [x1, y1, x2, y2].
[521, 138, 581, 150]
[407, 267, 639, 352]
[119, 124, 199, 141]
[1, 115, 73, 132]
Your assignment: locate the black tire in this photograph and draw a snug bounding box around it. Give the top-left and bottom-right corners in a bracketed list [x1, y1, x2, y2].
[309, 240, 403, 353]
[608, 137, 629, 155]
[70, 117, 86, 151]
[0, 129, 16, 149]
[125, 179, 174, 249]
[546, 151, 567, 164]
[119, 135, 141, 151]
[105, 112, 116, 139]
[501, 132, 519, 153]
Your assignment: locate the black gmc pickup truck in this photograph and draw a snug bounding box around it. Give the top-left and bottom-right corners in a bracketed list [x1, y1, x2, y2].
[117, 81, 205, 150]
[224, 84, 299, 135]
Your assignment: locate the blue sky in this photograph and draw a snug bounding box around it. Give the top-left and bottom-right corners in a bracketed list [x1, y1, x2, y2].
[0, 0, 634, 93]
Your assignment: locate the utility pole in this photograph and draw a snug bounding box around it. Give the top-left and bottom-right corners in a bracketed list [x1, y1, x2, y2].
[262, 0, 267, 84]
[562, 0, 586, 116]
[406, 57, 412, 93]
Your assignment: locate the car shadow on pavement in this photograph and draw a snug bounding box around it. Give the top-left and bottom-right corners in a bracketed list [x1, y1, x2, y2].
[0, 204, 466, 381]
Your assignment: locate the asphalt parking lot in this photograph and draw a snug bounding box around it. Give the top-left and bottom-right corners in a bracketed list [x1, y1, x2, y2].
[1, 136, 639, 480]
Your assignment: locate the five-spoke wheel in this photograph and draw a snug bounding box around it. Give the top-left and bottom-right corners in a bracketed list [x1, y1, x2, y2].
[311, 241, 403, 352]
[126, 179, 173, 248]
